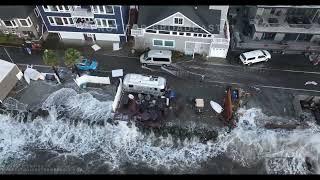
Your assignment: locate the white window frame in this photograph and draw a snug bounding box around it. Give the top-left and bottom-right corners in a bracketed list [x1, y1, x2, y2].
[48, 17, 55, 25]
[95, 18, 117, 28]
[2, 20, 18, 28]
[47, 16, 74, 27]
[43, 5, 50, 12]
[18, 18, 32, 27]
[174, 17, 183, 25]
[34, 8, 40, 17]
[107, 19, 117, 28]
[153, 39, 175, 48]
[92, 5, 114, 15]
[104, 5, 114, 15]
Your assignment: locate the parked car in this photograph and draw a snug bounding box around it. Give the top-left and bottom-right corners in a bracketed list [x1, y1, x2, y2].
[239, 50, 271, 65]
[75, 59, 98, 71]
[140, 50, 172, 66]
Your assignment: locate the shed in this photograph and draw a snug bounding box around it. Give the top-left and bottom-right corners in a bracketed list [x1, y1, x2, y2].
[0, 59, 22, 102]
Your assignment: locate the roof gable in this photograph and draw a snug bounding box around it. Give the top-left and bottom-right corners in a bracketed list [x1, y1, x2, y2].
[137, 6, 222, 34]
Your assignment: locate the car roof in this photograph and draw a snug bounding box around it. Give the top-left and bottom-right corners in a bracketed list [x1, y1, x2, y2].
[242, 50, 266, 58]
[148, 50, 172, 57]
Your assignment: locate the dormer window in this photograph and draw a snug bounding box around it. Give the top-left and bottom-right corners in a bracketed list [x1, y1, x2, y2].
[174, 17, 183, 25]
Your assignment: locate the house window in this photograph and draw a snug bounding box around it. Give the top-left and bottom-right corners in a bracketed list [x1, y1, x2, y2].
[65, 6, 70, 11]
[186, 33, 191, 36]
[107, 19, 116, 28]
[172, 31, 177, 35]
[146, 29, 157, 33]
[203, 34, 207, 38]
[207, 34, 212, 38]
[105, 6, 114, 14]
[159, 31, 170, 34]
[54, 17, 63, 25]
[62, 18, 68, 25]
[11, 29, 16, 34]
[50, 6, 58, 11]
[43, 5, 49, 11]
[198, 34, 203, 37]
[98, 6, 105, 14]
[193, 33, 197, 37]
[174, 17, 183, 25]
[91, 6, 99, 13]
[57, 5, 64, 11]
[164, 40, 174, 47]
[48, 17, 55, 24]
[96, 19, 102, 26]
[3, 20, 17, 27]
[18, 19, 29, 27]
[34, 8, 40, 17]
[69, 18, 74, 24]
[179, 32, 184, 36]
[153, 39, 174, 47]
[101, 19, 108, 27]
[27, 17, 32, 26]
[153, 39, 163, 46]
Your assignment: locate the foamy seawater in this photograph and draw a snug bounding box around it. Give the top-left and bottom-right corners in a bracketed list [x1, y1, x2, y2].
[0, 88, 319, 174]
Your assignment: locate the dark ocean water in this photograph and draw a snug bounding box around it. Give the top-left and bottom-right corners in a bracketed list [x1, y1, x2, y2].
[0, 88, 319, 174]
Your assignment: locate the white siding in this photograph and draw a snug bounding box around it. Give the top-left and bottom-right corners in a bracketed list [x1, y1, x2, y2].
[59, 32, 84, 40]
[155, 13, 199, 29]
[95, 33, 120, 41]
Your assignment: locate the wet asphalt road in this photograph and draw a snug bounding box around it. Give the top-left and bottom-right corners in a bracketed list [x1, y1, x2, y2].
[1, 46, 320, 94]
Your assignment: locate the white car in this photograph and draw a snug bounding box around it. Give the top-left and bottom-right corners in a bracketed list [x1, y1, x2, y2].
[239, 50, 271, 65]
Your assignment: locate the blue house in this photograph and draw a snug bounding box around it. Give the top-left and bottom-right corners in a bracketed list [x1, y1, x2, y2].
[36, 5, 129, 49]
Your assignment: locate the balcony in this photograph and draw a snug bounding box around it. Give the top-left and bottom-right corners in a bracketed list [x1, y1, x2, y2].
[253, 14, 320, 34]
[70, 6, 94, 18]
[286, 16, 312, 29]
[74, 18, 97, 29]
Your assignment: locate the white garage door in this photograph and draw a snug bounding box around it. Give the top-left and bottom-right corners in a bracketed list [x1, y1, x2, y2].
[209, 48, 228, 58]
[185, 42, 210, 55]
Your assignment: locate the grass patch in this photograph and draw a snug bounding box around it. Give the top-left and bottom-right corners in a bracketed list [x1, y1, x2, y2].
[0, 34, 24, 46]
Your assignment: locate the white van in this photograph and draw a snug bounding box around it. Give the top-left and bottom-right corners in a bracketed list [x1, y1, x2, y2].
[140, 50, 172, 66]
[239, 50, 271, 65]
[123, 73, 167, 96]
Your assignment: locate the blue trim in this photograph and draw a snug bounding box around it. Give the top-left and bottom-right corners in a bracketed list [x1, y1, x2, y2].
[37, 5, 127, 35]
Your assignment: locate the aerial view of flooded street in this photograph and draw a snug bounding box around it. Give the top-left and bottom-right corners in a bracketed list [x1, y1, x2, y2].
[1, 5, 320, 175]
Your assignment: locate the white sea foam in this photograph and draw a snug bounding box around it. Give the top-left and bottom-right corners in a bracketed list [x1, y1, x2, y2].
[0, 88, 319, 174]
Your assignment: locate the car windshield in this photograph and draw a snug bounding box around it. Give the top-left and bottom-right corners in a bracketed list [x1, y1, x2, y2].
[261, 50, 267, 56]
[143, 52, 148, 59]
[240, 54, 246, 60]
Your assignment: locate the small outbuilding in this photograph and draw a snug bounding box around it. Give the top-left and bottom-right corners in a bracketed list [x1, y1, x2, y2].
[0, 59, 22, 103]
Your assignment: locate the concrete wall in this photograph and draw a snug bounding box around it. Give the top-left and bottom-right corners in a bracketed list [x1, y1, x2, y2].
[0, 65, 20, 102]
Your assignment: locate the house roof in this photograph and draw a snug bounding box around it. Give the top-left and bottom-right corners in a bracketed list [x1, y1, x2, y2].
[0, 6, 34, 19]
[137, 6, 221, 34]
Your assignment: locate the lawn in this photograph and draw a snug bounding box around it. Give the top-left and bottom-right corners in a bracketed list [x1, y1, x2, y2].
[0, 34, 24, 46]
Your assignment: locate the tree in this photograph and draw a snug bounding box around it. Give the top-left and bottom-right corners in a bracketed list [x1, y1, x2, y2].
[43, 49, 59, 71]
[64, 48, 82, 67]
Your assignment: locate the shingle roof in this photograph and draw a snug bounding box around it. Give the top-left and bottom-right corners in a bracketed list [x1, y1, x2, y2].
[0, 6, 34, 19]
[137, 6, 221, 34]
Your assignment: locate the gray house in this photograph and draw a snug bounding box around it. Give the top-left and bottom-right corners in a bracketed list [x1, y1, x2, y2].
[0, 6, 42, 40]
[0, 59, 22, 103]
[131, 6, 230, 58]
